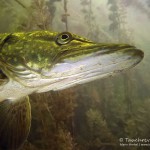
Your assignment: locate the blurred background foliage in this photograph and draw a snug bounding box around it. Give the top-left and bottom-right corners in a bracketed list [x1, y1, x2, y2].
[0, 0, 150, 150]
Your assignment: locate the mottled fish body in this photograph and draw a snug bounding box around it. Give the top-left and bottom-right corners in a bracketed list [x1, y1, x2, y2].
[0, 31, 144, 149]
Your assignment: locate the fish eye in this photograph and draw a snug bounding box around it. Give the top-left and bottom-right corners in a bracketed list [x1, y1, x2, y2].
[56, 32, 72, 45]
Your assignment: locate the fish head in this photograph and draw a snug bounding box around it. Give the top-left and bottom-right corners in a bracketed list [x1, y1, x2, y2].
[0, 31, 144, 91]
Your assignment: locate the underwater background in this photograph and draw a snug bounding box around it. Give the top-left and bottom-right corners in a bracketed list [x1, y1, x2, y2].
[0, 0, 150, 149]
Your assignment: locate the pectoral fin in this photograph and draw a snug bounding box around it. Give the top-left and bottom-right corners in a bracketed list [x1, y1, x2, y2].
[0, 96, 31, 150]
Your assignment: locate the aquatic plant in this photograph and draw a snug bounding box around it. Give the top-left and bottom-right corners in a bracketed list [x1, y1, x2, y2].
[27, 89, 77, 150]
[80, 0, 100, 41]
[108, 0, 133, 43]
[123, 0, 150, 19]
[61, 0, 69, 31]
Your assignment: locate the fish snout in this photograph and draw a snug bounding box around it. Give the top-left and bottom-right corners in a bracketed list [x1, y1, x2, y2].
[119, 46, 144, 64]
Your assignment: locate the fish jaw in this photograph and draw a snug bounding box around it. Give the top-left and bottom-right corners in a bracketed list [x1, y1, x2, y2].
[37, 45, 143, 92]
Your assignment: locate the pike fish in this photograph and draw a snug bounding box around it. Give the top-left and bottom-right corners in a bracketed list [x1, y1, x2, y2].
[0, 31, 143, 149]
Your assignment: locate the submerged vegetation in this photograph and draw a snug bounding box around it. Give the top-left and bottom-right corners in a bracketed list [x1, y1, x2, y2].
[0, 0, 149, 150]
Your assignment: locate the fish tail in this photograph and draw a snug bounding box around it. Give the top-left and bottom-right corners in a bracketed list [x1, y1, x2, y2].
[0, 96, 31, 150]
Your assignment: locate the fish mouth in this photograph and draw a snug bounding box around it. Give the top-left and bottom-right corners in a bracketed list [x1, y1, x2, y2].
[37, 44, 143, 92]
